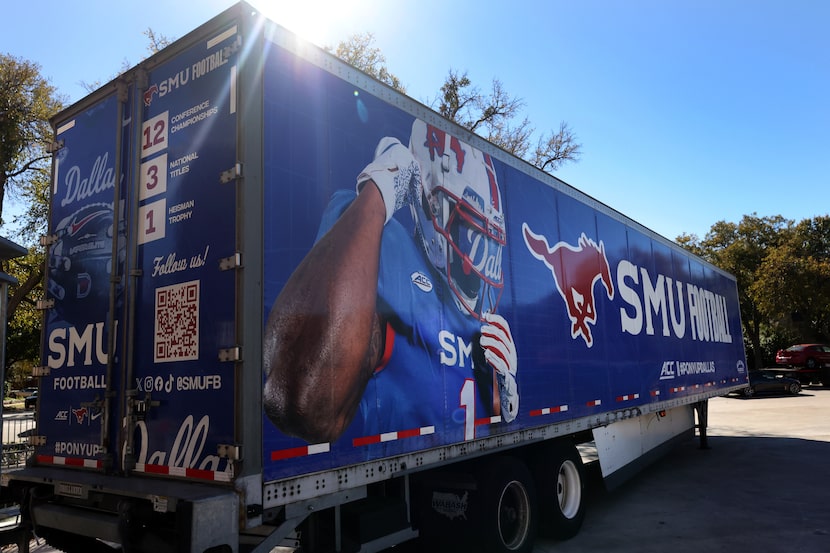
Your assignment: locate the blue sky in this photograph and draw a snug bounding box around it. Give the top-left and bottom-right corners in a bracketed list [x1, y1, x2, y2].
[4, 0, 828, 241]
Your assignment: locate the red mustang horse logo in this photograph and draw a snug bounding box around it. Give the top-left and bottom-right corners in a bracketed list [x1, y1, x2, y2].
[72, 407, 88, 424]
[523, 223, 614, 347]
[143, 84, 159, 107]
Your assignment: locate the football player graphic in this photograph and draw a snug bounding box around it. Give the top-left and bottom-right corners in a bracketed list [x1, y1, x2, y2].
[263, 118, 519, 444]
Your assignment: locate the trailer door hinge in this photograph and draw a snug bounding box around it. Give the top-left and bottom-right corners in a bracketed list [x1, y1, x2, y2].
[219, 253, 242, 271]
[217, 444, 241, 461]
[132, 396, 160, 421]
[32, 366, 51, 377]
[218, 347, 241, 362]
[36, 299, 55, 310]
[28, 435, 46, 447]
[220, 163, 242, 184]
[46, 140, 65, 154]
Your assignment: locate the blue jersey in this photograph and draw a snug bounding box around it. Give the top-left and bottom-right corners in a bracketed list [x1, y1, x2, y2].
[318, 191, 500, 449]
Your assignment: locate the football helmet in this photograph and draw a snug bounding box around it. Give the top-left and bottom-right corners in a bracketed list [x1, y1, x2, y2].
[408, 119, 506, 319]
[48, 202, 120, 324]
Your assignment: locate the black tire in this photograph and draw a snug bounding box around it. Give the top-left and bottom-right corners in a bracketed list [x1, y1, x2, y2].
[742, 386, 755, 398]
[789, 382, 801, 395]
[531, 440, 586, 540]
[806, 358, 817, 370]
[473, 456, 537, 553]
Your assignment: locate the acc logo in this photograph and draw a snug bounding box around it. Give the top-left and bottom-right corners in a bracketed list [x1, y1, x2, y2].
[523, 224, 614, 347]
[55, 410, 69, 422]
[660, 361, 676, 380]
[411, 271, 433, 293]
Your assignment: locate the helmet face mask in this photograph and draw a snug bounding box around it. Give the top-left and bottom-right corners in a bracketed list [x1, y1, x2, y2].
[409, 119, 506, 320]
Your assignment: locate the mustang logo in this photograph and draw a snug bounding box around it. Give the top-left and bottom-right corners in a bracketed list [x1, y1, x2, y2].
[72, 407, 88, 424]
[523, 223, 614, 347]
[143, 84, 159, 107]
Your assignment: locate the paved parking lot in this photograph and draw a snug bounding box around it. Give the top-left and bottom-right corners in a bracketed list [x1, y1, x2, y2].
[535, 387, 830, 552]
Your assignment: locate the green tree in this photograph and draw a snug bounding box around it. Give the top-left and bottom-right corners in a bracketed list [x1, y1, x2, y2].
[0, 54, 63, 224]
[0, 55, 63, 377]
[752, 216, 830, 344]
[678, 214, 792, 369]
[435, 69, 581, 171]
[329, 34, 581, 173]
[326, 32, 405, 93]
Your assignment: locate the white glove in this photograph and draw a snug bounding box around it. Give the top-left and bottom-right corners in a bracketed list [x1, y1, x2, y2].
[356, 137, 421, 224]
[480, 313, 519, 422]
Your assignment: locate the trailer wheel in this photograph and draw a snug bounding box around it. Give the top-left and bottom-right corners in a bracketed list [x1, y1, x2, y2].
[474, 456, 537, 553]
[531, 441, 586, 540]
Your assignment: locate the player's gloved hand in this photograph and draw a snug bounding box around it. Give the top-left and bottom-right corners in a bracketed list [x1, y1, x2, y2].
[480, 313, 519, 422]
[357, 137, 421, 224]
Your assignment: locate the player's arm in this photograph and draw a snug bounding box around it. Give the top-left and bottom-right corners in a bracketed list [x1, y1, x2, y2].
[263, 138, 419, 443]
[263, 185, 385, 443]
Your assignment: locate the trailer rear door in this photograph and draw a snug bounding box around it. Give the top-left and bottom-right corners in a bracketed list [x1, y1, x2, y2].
[37, 19, 242, 483]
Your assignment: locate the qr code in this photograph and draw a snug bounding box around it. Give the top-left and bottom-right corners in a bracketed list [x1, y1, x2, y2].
[154, 280, 199, 363]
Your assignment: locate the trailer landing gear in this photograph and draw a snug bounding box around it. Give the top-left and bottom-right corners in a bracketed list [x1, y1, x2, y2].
[695, 401, 710, 450]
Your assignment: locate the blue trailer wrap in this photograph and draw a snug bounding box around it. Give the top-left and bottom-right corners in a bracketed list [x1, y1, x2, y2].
[258, 38, 746, 482]
[10, 3, 747, 552]
[36, 22, 241, 479]
[40, 90, 128, 468]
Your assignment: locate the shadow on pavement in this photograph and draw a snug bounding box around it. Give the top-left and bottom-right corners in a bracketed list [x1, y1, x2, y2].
[539, 435, 830, 552]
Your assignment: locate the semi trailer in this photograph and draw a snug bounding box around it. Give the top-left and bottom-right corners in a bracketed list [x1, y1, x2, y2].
[3, 3, 748, 552]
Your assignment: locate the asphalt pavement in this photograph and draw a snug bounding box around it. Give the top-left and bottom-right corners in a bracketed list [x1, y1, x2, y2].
[534, 386, 830, 553]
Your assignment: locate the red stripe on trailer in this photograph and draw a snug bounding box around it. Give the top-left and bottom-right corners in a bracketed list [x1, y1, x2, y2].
[529, 405, 568, 416]
[671, 386, 686, 393]
[615, 393, 640, 402]
[186, 467, 218, 481]
[143, 463, 168, 475]
[133, 463, 232, 482]
[271, 442, 330, 461]
[353, 425, 435, 448]
[353, 435, 381, 447]
[475, 415, 502, 427]
[650, 390, 660, 397]
[36, 455, 102, 469]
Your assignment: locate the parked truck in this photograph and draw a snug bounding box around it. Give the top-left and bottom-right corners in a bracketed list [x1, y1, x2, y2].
[3, 3, 748, 552]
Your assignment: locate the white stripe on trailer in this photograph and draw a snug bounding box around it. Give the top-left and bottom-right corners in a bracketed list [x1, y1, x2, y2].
[529, 404, 569, 416]
[616, 393, 640, 402]
[353, 425, 435, 447]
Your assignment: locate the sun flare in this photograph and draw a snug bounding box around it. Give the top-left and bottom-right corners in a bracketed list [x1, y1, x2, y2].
[249, 0, 371, 47]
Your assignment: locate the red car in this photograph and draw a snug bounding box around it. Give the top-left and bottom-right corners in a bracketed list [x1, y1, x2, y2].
[775, 344, 830, 385]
